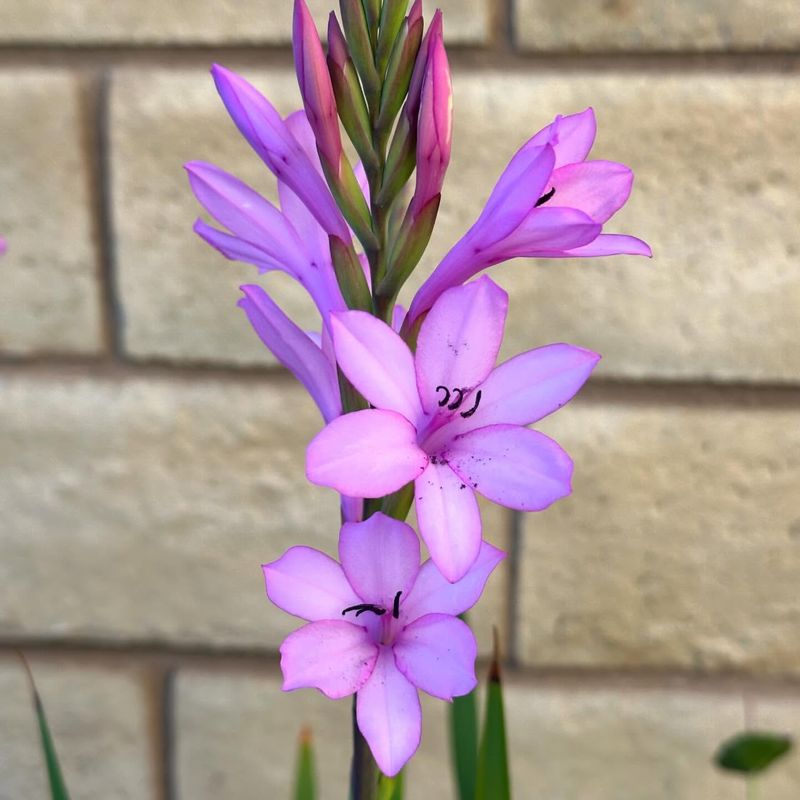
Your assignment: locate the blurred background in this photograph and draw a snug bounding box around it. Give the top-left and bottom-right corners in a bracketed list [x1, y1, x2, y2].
[1, 0, 799, 798]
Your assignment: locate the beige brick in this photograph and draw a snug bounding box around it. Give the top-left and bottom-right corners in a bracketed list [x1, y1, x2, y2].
[0, 657, 157, 799]
[175, 668, 455, 799]
[115, 67, 800, 382]
[0, 0, 489, 45]
[504, 680, 744, 800]
[514, 0, 800, 52]
[516, 398, 800, 672]
[0, 371, 339, 648]
[111, 67, 313, 366]
[416, 70, 800, 383]
[750, 693, 800, 799]
[0, 71, 103, 356]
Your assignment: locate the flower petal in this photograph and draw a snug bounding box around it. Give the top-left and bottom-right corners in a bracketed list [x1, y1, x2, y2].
[415, 278, 508, 416]
[526, 107, 597, 169]
[446, 424, 573, 511]
[281, 620, 378, 699]
[340, 513, 420, 609]
[492, 206, 601, 261]
[330, 312, 422, 423]
[563, 233, 653, 258]
[445, 343, 600, 434]
[185, 161, 304, 276]
[394, 614, 477, 700]
[193, 219, 281, 273]
[239, 285, 341, 423]
[402, 541, 506, 620]
[307, 410, 429, 497]
[211, 64, 350, 240]
[357, 646, 422, 777]
[550, 160, 634, 224]
[263, 546, 361, 621]
[414, 461, 482, 583]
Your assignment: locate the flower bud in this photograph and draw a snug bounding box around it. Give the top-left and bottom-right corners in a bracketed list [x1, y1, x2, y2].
[294, 0, 343, 173]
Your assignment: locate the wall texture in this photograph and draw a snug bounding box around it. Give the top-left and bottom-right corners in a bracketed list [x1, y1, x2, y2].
[1, 1, 799, 798]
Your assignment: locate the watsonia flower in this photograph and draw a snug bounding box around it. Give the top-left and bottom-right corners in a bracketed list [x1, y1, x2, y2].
[264, 512, 504, 776]
[307, 277, 599, 582]
[406, 108, 651, 326]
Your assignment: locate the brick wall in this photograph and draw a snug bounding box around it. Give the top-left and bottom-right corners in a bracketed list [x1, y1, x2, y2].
[1, 2, 799, 798]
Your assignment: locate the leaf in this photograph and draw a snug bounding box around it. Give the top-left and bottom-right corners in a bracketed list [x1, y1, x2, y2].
[18, 653, 71, 800]
[293, 726, 317, 800]
[475, 631, 510, 800]
[715, 732, 793, 775]
[449, 615, 478, 800]
[377, 771, 404, 800]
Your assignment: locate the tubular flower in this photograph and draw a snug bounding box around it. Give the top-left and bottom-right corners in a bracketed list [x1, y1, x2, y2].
[264, 512, 505, 776]
[307, 277, 600, 582]
[407, 108, 652, 326]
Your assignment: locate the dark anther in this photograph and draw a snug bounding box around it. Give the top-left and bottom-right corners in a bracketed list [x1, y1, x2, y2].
[342, 604, 386, 618]
[460, 390, 483, 419]
[392, 591, 402, 620]
[436, 386, 451, 407]
[535, 187, 556, 208]
[447, 388, 465, 411]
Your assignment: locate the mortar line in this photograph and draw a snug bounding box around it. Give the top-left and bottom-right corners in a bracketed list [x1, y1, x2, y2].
[161, 668, 178, 800]
[506, 511, 523, 668]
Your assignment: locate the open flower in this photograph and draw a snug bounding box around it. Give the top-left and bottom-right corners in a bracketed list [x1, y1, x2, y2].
[307, 277, 599, 581]
[264, 512, 504, 776]
[407, 108, 651, 326]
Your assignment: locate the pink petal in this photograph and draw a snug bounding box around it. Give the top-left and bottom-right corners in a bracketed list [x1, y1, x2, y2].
[526, 107, 597, 169]
[194, 219, 281, 273]
[307, 410, 429, 497]
[549, 160, 634, 224]
[402, 541, 506, 620]
[239, 285, 341, 423]
[340, 514, 420, 610]
[185, 162, 304, 275]
[356, 646, 422, 777]
[211, 64, 350, 241]
[445, 343, 600, 435]
[564, 233, 653, 258]
[415, 278, 508, 416]
[394, 614, 477, 700]
[330, 313, 422, 423]
[414, 461, 482, 583]
[446, 424, 573, 511]
[264, 546, 361, 621]
[281, 620, 378, 699]
[493, 206, 601, 261]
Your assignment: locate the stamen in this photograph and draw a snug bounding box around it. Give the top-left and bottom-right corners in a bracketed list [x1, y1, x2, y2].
[392, 591, 402, 619]
[447, 388, 465, 411]
[535, 187, 556, 208]
[436, 386, 451, 407]
[341, 604, 386, 618]
[460, 390, 482, 419]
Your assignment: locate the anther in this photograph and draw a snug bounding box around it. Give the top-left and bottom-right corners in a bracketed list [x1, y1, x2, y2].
[436, 386, 451, 407]
[535, 187, 556, 208]
[447, 388, 465, 411]
[460, 390, 482, 419]
[341, 604, 386, 618]
[392, 591, 402, 620]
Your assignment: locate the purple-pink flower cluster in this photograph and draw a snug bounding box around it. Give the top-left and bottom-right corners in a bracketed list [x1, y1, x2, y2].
[187, 0, 649, 778]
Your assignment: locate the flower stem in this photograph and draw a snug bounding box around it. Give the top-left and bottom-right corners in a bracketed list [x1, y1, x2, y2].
[350, 696, 380, 800]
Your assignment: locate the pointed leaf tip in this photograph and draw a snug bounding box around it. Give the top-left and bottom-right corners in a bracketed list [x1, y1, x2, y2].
[715, 732, 793, 775]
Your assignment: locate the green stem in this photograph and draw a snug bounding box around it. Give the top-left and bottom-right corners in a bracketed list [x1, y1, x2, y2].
[350, 697, 380, 800]
[746, 778, 758, 800]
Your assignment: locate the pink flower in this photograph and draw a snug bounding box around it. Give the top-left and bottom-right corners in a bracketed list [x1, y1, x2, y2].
[0, 237, 6, 255]
[264, 512, 505, 776]
[307, 277, 599, 581]
[407, 108, 652, 326]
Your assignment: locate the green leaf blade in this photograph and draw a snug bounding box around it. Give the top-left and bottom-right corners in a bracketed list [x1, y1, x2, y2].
[293, 727, 317, 800]
[449, 681, 478, 799]
[475, 636, 510, 800]
[715, 732, 793, 775]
